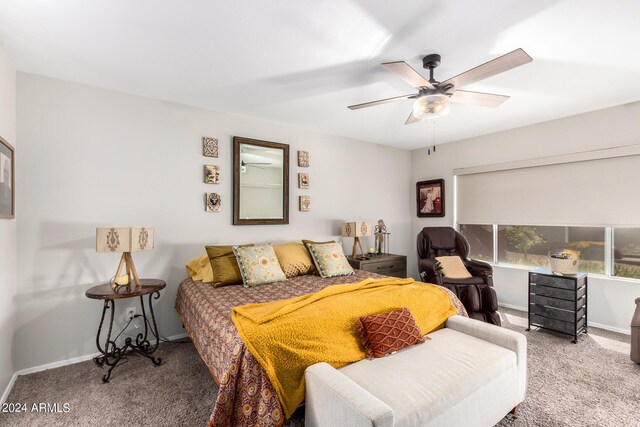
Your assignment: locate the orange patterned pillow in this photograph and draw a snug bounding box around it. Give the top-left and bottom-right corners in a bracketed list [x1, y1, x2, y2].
[358, 307, 428, 358]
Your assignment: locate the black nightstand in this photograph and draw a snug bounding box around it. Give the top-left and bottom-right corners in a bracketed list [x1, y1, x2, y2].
[347, 253, 407, 278]
[527, 268, 588, 343]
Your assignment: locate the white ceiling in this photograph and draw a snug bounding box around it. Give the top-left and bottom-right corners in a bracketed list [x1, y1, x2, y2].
[1, 0, 640, 150]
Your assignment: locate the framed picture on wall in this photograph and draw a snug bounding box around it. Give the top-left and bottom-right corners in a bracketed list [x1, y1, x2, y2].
[0, 136, 15, 219]
[416, 179, 444, 218]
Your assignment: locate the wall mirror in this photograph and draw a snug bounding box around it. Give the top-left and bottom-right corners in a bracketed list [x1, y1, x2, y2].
[233, 136, 289, 225]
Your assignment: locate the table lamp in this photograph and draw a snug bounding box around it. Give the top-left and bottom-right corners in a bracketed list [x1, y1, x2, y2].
[96, 227, 154, 290]
[341, 222, 372, 259]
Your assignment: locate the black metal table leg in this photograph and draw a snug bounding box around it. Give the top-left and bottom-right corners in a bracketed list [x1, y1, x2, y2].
[93, 300, 111, 365]
[93, 298, 127, 382]
[87, 280, 166, 382]
[130, 292, 162, 366]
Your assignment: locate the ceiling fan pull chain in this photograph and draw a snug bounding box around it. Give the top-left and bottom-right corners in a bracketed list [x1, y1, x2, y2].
[427, 118, 436, 154]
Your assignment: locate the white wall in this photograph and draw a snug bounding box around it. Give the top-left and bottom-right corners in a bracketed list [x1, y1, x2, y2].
[0, 45, 16, 397]
[411, 101, 640, 333]
[15, 73, 412, 370]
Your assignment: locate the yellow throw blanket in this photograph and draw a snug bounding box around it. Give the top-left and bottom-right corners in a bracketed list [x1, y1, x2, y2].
[232, 277, 458, 418]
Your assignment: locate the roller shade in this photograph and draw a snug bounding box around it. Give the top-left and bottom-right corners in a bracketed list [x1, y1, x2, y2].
[456, 154, 640, 226]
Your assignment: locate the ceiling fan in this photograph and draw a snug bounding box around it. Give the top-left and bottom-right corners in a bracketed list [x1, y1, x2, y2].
[348, 48, 532, 124]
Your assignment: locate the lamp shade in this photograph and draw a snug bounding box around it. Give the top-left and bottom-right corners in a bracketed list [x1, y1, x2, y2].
[413, 94, 450, 119]
[96, 227, 154, 252]
[341, 222, 372, 238]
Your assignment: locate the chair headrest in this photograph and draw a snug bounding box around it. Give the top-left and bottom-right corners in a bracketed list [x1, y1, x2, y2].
[424, 227, 458, 249]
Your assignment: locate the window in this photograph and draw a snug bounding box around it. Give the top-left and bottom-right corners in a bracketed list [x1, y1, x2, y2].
[460, 224, 610, 274]
[613, 228, 640, 279]
[455, 148, 640, 281]
[497, 225, 605, 274]
[459, 224, 493, 262]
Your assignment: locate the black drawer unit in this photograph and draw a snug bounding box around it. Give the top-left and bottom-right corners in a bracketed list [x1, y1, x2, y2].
[527, 268, 588, 343]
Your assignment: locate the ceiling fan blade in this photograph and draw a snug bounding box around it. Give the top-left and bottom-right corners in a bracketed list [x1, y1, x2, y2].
[348, 93, 416, 110]
[381, 61, 435, 89]
[405, 110, 421, 125]
[441, 48, 532, 89]
[450, 90, 510, 108]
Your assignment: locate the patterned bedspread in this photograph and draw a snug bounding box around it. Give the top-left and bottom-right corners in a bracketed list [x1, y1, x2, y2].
[175, 270, 466, 427]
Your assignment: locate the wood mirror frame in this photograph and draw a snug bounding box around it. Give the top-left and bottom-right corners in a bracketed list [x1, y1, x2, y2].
[233, 136, 289, 225]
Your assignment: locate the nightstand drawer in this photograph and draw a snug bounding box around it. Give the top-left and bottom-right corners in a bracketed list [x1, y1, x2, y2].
[347, 254, 407, 278]
[530, 294, 586, 311]
[531, 274, 575, 290]
[530, 313, 585, 335]
[530, 304, 585, 323]
[367, 259, 403, 273]
[530, 283, 585, 301]
[530, 272, 586, 289]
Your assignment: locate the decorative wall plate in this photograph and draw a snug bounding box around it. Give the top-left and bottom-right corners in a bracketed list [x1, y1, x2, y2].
[205, 192, 221, 212]
[298, 173, 309, 189]
[203, 137, 219, 157]
[299, 195, 310, 211]
[204, 165, 220, 183]
[298, 150, 309, 167]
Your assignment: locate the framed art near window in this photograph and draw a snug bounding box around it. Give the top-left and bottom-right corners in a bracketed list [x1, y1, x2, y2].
[0, 136, 14, 219]
[416, 179, 444, 217]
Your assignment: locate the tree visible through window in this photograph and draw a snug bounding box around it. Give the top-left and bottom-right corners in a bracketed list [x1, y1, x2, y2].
[459, 224, 493, 262]
[498, 225, 604, 274]
[613, 228, 640, 279]
[505, 226, 546, 262]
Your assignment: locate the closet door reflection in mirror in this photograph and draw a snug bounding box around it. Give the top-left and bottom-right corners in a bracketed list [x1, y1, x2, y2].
[233, 136, 289, 225]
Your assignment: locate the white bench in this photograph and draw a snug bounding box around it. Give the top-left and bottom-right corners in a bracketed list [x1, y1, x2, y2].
[305, 315, 527, 427]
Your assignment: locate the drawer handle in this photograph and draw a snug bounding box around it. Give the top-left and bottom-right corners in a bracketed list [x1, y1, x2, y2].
[378, 265, 394, 270]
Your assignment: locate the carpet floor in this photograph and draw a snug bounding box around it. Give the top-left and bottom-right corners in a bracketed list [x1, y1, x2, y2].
[1, 308, 638, 426]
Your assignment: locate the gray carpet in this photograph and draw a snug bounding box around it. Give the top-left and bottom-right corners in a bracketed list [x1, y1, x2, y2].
[1, 308, 638, 426]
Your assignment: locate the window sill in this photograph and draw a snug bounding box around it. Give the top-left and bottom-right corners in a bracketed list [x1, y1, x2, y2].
[481, 261, 640, 284]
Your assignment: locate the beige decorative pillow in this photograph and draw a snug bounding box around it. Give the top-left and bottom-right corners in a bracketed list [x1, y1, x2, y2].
[302, 239, 336, 275]
[435, 256, 472, 279]
[233, 244, 287, 287]
[274, 242, 315, 278]
[306, 242, 354, 278]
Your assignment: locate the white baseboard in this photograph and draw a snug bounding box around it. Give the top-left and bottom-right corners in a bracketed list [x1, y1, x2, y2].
[498, 303, 630, 335]
[587, 322, 630, 335]
[0, 372, 18, 405]
[0, 332, 190, 405]
[18, 351, 102, 376]
[166, 332, 189, 341]
[498, 302, 527, 312]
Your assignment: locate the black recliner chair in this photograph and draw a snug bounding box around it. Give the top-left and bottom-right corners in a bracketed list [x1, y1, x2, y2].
[417, 227, 501, 326]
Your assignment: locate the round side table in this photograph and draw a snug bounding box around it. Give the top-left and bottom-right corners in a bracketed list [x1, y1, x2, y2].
[85, 278, 166, 382]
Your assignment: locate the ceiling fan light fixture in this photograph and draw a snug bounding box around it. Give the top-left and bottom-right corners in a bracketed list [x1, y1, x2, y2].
[413, 94, 450, 119]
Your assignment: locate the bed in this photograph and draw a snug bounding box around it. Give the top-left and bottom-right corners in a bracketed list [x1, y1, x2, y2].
[175, 270, 466, 427]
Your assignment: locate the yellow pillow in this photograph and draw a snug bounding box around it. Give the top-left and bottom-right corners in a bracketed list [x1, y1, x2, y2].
[205, 244, 254, 287]
[435, 256, 472, 279]
[185, 255, 214, 283]
[274, 242, 315, 278]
